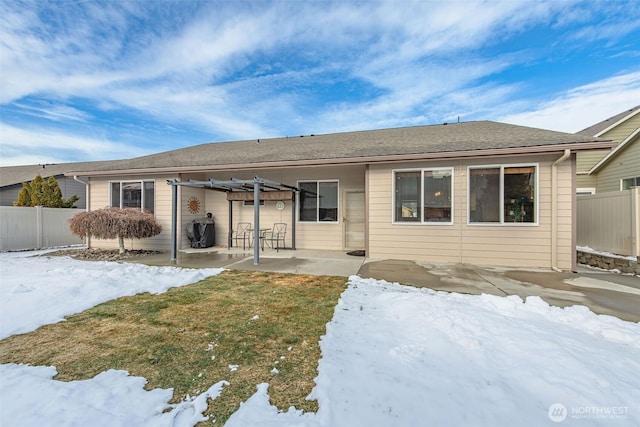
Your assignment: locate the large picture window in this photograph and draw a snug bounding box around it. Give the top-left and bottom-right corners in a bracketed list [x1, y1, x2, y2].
[299, 180, 338, 222]
[394, 168, 453, 224]
[110, 180, 155, 213]
[469, 165, 536, 224]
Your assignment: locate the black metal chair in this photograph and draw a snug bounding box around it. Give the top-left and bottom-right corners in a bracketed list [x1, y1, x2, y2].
[231, 222, 252, 249]
[262, 223, 287, 250]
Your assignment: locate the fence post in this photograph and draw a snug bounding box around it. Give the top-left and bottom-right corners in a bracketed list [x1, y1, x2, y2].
[36, 206, 43, 249]
[633, 187, 640, 258]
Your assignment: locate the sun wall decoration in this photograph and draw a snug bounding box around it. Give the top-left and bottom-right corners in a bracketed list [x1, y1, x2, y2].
[187, 196, 201, 214]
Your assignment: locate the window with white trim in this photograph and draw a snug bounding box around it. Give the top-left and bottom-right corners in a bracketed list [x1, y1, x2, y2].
[298, 180, 339, 222]
[621, 177, 640, 190]
[394, 168, 453, 224]
[110, 180, 155, 213]
[468, 165, 537, 224]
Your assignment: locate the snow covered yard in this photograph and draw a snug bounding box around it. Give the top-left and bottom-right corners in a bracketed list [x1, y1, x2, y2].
[1, 250, 639, 426]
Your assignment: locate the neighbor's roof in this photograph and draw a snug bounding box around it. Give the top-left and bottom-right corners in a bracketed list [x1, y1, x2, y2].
[577, 105, 640, 137]
[0, 161, 115, 188]
[67, 120, 613, 176]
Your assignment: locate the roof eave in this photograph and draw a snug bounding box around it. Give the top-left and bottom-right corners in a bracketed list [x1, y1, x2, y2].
[65, 140, 615, 178]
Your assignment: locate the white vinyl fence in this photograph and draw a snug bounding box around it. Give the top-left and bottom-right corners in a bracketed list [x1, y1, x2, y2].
[0, 206, 83, 251]
[577, 188, 640, 257]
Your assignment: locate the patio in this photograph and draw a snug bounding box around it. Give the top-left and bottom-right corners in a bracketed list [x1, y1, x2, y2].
[130, 248, 640, 322]
[136, 247, 367, 277]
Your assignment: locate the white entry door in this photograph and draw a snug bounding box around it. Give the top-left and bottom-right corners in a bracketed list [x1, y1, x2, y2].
[344, 190, 365, 250]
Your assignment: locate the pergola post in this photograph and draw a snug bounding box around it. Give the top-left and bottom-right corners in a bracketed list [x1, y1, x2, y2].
[170, 182, 178, 261]
[291, 191, 296, 250]
[253, 179, 261, 265]
[228, 199, 233, 248]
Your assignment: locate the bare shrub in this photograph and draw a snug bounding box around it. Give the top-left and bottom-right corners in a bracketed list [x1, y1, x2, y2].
[69, 208, 162, 254]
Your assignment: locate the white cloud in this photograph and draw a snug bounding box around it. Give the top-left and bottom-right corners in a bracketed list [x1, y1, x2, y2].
[12, 102, 92, 122]
[0, 123, 151, 166]
[499, 70, 640, 132]
[1, 0, 639, 165]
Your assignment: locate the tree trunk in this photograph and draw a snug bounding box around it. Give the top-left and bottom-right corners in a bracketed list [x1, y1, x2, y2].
[118, 235, 126, 254]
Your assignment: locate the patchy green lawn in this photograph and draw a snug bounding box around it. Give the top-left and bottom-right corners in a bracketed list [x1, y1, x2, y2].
[0, 270, 347, 425]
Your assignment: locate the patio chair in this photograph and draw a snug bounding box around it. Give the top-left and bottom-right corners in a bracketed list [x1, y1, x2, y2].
[231, 222, 252, 249]
[262, 223, 287, 250]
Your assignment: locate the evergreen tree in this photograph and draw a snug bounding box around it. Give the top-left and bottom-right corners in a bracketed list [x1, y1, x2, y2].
[15, 182, 32, 206]
[14, 174, 79, 208]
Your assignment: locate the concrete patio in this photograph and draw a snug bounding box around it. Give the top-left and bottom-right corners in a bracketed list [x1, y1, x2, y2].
[132, 247, 640, 322]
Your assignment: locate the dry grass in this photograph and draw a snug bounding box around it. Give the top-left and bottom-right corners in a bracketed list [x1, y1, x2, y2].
[0, 270, 347, 425]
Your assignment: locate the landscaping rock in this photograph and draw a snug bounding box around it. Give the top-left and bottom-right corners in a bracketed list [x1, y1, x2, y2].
[44, 248, 162, 262]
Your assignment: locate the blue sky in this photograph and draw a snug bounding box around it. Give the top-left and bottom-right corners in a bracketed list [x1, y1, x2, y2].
[1, 0, 639, 166]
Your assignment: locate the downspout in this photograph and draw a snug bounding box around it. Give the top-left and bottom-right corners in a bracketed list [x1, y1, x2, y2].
[551, 149, 570, 272]
[73, 176, 89, 211]
[73, 176, 90, 248]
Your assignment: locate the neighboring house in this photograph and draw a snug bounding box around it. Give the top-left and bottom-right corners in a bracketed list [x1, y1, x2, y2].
[0, 162, 109, 208]
[575, 105, 640, 194]
[65, 121, 613, 271]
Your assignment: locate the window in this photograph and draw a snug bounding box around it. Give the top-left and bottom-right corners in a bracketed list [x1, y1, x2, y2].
[469, 165, 536, 224]
[243, 200, 265, 206]
[110, 180, 155, 213]
[299, 180, 338, 222]
[621, 177, 640, 190]
[394, 168, 453, 224]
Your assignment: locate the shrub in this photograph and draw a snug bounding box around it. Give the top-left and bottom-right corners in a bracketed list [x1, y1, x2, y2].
[69, 208, 162, 254]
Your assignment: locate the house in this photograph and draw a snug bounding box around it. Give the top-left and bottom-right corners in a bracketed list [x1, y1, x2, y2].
[0, 161, 111, 208]
[65, 120, 614, 271]
[575, 105, 639, 194]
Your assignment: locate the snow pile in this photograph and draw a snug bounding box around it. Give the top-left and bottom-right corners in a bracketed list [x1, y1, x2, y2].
[228, 277, 640, 426]
[0, 364, 228, 427]
[1, 253, 639, 426]
[0, 250, 222, 339]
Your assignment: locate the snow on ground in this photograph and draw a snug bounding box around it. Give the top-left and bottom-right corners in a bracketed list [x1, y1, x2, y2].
[1, 251, 639, 426]
[0, 249, 223, 339]
[577, 245, 637, 262]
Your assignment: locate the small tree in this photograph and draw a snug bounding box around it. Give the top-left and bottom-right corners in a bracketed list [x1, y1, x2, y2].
[69, 208, 162, 254]
[14, 174, 79, 208]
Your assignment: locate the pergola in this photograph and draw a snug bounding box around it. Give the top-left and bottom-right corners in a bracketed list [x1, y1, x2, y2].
[167, 177, 300, 265]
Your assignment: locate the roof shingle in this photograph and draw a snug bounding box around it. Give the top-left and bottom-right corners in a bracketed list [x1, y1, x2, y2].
[70, 120, 605, 174]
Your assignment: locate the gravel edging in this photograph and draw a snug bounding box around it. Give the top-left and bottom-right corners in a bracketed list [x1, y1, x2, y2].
[43, 248, 162, 262]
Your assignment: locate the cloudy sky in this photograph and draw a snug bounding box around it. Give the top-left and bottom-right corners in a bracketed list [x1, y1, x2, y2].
[1, 0, 639, 166]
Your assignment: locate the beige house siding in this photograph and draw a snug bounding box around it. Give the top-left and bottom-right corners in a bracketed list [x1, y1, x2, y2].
[87, 175, 176, 251]
[180, 166, 365, 251]
[594, 138, 640, 193]
[368, 154, 574, 269]
[85, 155, 575, 270]
[179, 183, 208, 248]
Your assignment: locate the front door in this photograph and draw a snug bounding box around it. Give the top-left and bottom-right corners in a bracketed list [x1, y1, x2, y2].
[344, 190, 365, 250]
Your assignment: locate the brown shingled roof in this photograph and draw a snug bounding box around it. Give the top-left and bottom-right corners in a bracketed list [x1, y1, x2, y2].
[0, 161, 116, 188]
[68, 120, 608, 175]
